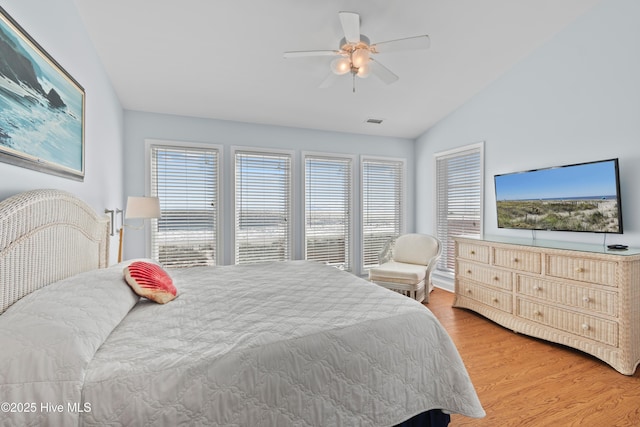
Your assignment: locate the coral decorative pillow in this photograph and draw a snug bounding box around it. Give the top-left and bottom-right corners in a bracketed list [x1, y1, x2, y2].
[123, 261, 177, 304]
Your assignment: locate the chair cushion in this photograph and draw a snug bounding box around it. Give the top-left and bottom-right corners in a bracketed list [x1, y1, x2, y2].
[393, 234, 439, 265]
[369, 261, 427, 284]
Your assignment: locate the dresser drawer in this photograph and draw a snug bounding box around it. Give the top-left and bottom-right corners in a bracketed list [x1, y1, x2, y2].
[457, 260, 512, 290]
[516, 298, 618, 346]
[494, 248, 541, 273]
[517, 276, 617, 317]
[457, 242, 490, 264]
[546, 255, 617, 287]
[459, 281, 512, 313]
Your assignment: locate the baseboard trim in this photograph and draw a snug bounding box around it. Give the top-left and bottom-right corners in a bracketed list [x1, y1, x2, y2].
[432, 271, 454, 293]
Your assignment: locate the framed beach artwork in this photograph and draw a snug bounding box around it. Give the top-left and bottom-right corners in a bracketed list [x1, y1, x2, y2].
[0, 6, 85, 181]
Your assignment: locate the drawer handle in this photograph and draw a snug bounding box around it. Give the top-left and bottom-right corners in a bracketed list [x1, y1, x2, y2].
[493, 276, 500, 281]
[581, 323, 590, 331]
[533, 285, 541, 291]
[492, 297, 499, 303]
[533, 310, 541, 316]
[466, 269, 472, 274]
[512, 258, 519, 263]
[470, 250, 476, 255]
[583, 296, 591, 303]
[466, 289, 472, 294]
[575, 267, 585, 273]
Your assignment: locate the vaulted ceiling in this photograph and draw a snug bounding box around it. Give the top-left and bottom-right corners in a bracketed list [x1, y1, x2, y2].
[73, 0, 601, 138]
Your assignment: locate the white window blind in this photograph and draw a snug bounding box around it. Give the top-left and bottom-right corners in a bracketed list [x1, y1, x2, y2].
[234, 150, 292, 264]
[304, 154, 352, 270]
[150, 144, 219, 268]
[361, 157, 405, 271]
[435, 144, 483, 273]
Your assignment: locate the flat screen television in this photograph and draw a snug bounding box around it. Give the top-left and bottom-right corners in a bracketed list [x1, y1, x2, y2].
[494, 158, 623, 234]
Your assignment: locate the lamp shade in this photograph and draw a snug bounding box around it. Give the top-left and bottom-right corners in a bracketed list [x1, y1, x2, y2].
[331, 57, 351, 75]
[356, 63, 370, 78]
[125, 196, 161, 219]
[351, 48, 370, 68]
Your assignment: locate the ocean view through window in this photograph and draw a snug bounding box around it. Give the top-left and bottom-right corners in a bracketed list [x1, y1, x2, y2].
[150, 143, 220, 267]
[304, 153, 353, 270]
[361, 157, 405, 272]
[234, 149, 293, 264]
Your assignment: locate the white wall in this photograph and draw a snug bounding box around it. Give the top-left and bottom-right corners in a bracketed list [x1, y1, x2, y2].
[415, 0, 640, 249]
[1, 0, 124, 263]
[123, 111, 415, 274]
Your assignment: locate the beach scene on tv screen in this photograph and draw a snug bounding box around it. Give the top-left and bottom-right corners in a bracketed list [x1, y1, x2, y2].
[495, 161, 620, 233]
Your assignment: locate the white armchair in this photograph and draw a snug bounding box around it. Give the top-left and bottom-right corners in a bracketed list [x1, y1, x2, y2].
[368, 233, 442, 303]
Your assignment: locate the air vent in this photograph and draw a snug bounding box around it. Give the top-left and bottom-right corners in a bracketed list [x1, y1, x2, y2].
[365, 118, 384, 124]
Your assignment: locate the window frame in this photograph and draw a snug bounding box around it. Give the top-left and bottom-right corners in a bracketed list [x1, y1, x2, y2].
[360, 155, 407, 275]
[433, 142, 484, 280]
[145, 138, 223, 266]
[302, 151, 355, 271]
[231, 146, 295, 265]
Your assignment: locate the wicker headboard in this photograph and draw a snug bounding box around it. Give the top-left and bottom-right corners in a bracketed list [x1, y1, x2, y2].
[0, 189, 110, 314]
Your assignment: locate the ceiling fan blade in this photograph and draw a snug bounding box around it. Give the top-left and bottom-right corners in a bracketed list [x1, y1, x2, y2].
[372, 35, 430, 53]
[369, 59, 399, 85]
[339, 11, 360, 44]
[284, 50, 340, 59]
[319, 73, 338, 89]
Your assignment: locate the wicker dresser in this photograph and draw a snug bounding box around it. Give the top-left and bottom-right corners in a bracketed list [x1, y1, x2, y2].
[453, 235, 640, 375]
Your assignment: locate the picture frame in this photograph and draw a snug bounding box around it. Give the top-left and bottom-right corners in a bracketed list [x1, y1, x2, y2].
[0, 6, 85, 181]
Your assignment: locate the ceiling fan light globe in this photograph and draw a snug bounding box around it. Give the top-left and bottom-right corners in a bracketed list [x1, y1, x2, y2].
[351, 48, 370, 68]
[331, 57, 351, 75]
[356, 64, 370, 78]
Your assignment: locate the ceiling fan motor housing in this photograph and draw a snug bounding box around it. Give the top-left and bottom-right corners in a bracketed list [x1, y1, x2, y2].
[336, 35, 372, 76]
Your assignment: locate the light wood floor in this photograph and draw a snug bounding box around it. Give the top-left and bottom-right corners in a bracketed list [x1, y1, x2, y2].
[425, 288, 640, 427]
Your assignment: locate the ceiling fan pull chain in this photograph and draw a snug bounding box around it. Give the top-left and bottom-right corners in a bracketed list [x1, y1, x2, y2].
[350, 49, 356, 93]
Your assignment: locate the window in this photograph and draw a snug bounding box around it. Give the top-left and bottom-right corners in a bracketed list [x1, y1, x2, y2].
[434, 143, 484, 274]
[304, 153, 353, 270]
[149, 142, 220, 268]
[233, 149, 292, 264]
[361, 157, 405, 271]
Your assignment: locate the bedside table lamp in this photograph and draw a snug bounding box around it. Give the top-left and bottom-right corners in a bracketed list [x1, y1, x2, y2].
[118, 196, 161, 262]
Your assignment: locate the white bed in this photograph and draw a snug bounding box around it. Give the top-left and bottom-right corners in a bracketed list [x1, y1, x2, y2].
[0, 189, 484, 426]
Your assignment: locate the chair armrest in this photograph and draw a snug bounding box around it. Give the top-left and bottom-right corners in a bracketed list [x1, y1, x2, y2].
[424, 240, 444, 283]
[378, 236, 397, 265]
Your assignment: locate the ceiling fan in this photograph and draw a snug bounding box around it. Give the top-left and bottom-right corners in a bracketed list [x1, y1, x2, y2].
[283, 11, 430, 92]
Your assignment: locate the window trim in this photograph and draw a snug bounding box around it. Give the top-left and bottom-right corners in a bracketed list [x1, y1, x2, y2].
[360, 155, 407, 275]
[432, 141, 484, 282]
[144, 138, 223, 265]
[231, 146, 295, 265]
[302, 151, 355, 271]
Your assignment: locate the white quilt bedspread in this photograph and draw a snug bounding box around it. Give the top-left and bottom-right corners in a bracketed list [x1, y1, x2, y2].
[0, 260, 484, 426]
